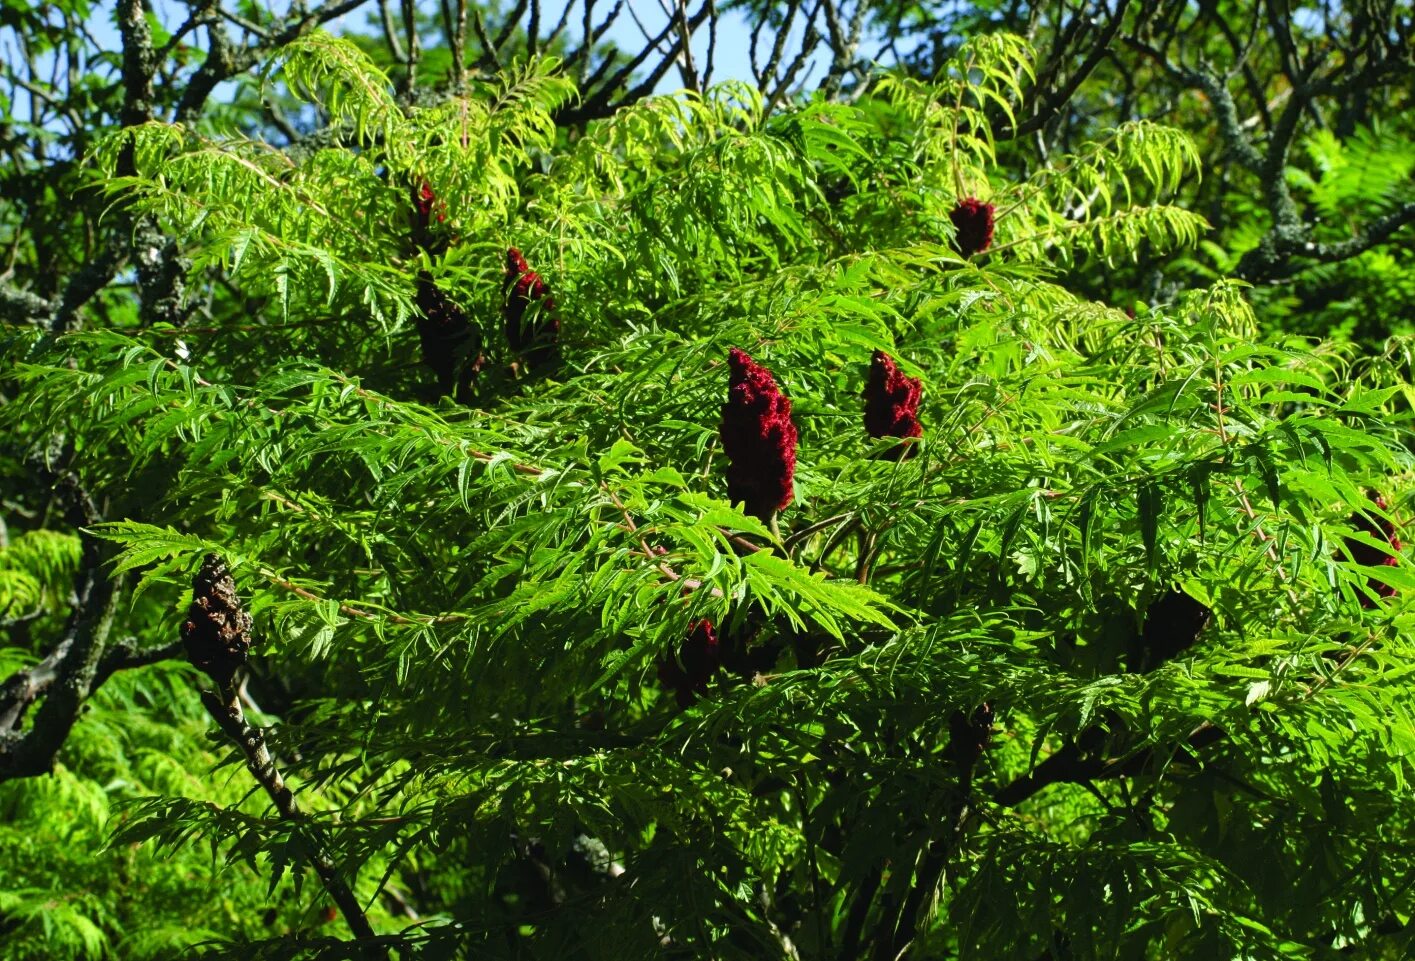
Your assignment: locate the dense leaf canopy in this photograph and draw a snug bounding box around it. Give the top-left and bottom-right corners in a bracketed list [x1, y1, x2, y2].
[3, 4, 1415, 960]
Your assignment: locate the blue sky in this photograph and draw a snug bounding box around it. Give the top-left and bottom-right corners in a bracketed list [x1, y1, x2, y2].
[118, 0, 836, 95]
[11, 0, 873, 129]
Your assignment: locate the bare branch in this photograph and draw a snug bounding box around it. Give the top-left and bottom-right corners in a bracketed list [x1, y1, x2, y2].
[493, 0, 530, 53]
[765, 2, 824, 117]
[471, 9, 502, 72]
[214, 6, 272, 41]
[116, 0, 156, 128]
[399, 0, 420, 94]
[754, 0, 803, 90]
[176, 0, 375, 121]
[565, 0, 626, 82]
[702, 0, 718, 89]
[674, 0, 702, 93]
[379, 0, 407, 65]
[818, 0, 869, 99]
[452, 0, 468, 87]
[527, 0, 542, 59]
[558, 0, 712, 124]
[94, 638, 186, 686]
[998, 0, 1135, 141]
[543, 0, 577, 52]
[50, 244, 124, 334]
[993, 722, 1225, 808]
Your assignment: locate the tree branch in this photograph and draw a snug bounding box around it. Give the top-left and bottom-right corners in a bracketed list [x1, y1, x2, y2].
[993, 721, 1224, 808]
[1240, 200, 1415, 282]
[199, 685, 381, 945]
[0, 474, 122, 781]
[94, 637, 186, 686]
[558, 0, 712, 124]
[0, 282, 55, 325]
[176, 0, 375, 121]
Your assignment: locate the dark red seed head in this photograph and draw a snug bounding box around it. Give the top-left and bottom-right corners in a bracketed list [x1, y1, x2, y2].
[413, 181, 436, 222]
[950, 197, 995, 258]
[657, 619, 722, 707]
[410, 181, 447, 252]
[863, 350, 923, 459]
[415, 271, 480, 400]
[720, 348, 797, 521]
[503, 247, 559, 369]
[505, 247, 531, 280]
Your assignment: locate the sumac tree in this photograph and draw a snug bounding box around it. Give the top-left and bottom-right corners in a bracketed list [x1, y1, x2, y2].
[2, 21, 1415, 961]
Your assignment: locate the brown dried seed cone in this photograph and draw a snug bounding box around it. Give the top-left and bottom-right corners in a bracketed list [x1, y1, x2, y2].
[182, 553, 253, 687]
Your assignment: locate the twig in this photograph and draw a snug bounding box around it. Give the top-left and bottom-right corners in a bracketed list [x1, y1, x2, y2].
[783, 513, 856, 553]
[94, 637, 185, 686]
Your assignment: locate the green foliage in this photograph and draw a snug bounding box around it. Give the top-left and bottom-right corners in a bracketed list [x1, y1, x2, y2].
[4, 22, 1415, 961]
[0, 663, 371, 959]
[880, 0, 1415, 343]
[0, 531, 80, 619]
[1180, 120, 1415, 341]
[1262, 123, 1415, 341]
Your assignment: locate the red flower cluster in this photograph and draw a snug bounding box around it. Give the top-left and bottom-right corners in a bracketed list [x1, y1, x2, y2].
[863, 350, 923, 459]
[411, 181, 446, 231]
[410, 181, 451, 258]
[1345, 493, 1402, 606]
[950, 197, 995, 257]
[656, 619, 722, 707]
[504, 247, 560, 371]
[721, 348, 797, 521]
